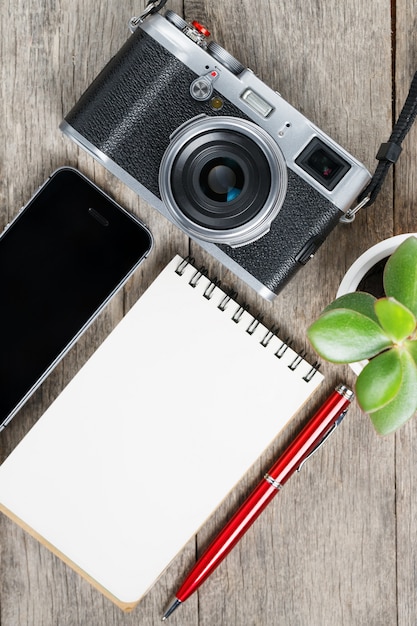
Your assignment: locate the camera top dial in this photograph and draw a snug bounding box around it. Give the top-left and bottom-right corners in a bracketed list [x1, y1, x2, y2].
[165, 10, 245, 75]
[164, 10, 187, 30]
[207, 42, 245, 75]
[165, 10, 210, 47]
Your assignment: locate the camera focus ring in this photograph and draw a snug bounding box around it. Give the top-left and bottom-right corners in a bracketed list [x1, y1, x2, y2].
[172, 132, 271, 230]
[159, 116, 288, 247]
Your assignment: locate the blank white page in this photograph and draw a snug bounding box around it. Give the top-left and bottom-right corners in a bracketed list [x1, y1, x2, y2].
[0, 255, 323, 608]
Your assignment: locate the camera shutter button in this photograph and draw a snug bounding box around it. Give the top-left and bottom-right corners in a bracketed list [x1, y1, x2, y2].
[192, 21, 211, 37]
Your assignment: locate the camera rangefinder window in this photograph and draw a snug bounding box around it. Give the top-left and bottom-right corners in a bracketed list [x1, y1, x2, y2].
[296, 138, 351, 190]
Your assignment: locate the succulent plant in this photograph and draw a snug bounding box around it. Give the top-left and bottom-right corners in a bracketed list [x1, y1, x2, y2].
[307, 236, 417, 435]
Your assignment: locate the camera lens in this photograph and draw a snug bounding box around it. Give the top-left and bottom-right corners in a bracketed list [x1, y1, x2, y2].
[200, 158, 244, 202]
[170, 130, 271, 231]
[159, 117, 287, 246]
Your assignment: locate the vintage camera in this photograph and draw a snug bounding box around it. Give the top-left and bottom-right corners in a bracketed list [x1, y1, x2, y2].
[60, 9, 371, 300]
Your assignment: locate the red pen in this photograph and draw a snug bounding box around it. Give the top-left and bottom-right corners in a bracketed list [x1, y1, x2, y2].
[162, 383, 354, 620]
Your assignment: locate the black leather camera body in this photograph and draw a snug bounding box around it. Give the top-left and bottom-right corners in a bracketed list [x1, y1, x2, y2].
[60, 9, 371, 299]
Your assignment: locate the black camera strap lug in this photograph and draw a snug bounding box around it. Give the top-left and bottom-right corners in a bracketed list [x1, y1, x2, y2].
[341, 70, 417, 223]
[130, 0, 169, 32]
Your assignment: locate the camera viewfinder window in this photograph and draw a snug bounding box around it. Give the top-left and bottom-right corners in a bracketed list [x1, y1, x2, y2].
[295, 137, 351, 190]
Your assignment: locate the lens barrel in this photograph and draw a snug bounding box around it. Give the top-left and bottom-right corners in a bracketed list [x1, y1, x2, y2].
[159, 117, 287, 247]
[170, 129, 272, 230]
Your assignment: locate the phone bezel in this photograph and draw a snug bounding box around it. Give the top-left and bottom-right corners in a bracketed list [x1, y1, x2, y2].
[0, 167, 153, 430]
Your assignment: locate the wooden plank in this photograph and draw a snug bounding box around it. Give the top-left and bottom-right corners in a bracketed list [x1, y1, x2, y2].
[0, 1, 188, 625]
[0, 0, 408, 624]
[188, 1, 397, 625]
[394, 1, 417, 625]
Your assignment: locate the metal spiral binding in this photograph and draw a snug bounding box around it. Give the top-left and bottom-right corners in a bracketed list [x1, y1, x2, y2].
[246, 316, 263, 335]
[189, 266, 208, 288]
[289, 351, 307, 371]
[203, 277, 222, 300]
[303, 362, 321, 382]
[260, 327, 279, 347]
[218, 290, 238, 312]
[275, 339, 291, 359]
[175, 255, 195, 276]
[232, 304, 251, 323]
[174, 257, 321, 381]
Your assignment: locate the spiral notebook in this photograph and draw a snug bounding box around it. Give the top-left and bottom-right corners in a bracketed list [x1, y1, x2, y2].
[0, 255, 323, 610]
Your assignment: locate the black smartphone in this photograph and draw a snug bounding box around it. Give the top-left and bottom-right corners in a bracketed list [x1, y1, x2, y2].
[0, 167, 153, 430]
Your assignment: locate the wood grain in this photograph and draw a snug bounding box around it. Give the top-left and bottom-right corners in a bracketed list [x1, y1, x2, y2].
[394, 2, 417, 626]
[1, 0, 415, 624]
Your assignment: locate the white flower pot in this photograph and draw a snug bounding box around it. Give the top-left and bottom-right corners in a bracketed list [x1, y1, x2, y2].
[336, 234, 417, 375]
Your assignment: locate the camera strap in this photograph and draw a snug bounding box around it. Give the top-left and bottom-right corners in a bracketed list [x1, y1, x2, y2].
[342, 70, 417, 222]
[130, 0, 169, 31]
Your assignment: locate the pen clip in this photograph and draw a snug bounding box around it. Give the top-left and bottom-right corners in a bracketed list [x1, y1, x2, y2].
[296, 409, 348, 472]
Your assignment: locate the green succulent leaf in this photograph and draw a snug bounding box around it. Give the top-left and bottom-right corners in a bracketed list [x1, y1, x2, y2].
[323, 292, 378, 323]
[366, 350, 417, 435]
[355, 348, 402, 412]
[384, 236, 417, 316]
[374, 297, 416, 342]
[405, 339, 417, 366]
[307, 309, 392, 363]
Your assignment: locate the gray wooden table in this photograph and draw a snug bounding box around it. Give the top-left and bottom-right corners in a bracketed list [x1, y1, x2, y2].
[1, 1, 416, 624]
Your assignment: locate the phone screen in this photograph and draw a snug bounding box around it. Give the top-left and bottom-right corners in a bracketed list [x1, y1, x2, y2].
[0, 168, 152, 429]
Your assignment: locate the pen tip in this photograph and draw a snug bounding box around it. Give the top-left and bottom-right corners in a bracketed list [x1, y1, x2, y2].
[162, 598, 181, 620]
